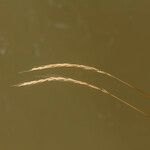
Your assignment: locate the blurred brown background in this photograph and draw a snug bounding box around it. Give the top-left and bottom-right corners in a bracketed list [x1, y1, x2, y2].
[0, 0, 150, 150]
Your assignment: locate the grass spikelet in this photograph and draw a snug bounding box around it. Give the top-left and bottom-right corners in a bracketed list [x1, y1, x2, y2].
[20, 63, 150, 98]
[14, 76, 148, 116]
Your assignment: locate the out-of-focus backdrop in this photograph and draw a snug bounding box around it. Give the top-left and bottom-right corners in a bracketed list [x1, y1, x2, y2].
[0, 0, 150, 150]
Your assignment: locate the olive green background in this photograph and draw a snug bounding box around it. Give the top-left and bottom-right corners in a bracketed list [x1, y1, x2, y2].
[0, 0, 150, 150]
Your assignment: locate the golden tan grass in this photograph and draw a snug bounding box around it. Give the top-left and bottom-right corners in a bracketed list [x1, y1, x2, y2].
[14, 76, 147, 116]
[20, 63, 150, 98]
